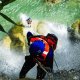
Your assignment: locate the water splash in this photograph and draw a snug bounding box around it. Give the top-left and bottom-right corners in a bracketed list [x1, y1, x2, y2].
[0, 21, 80, 79]
[0, 43, 25, 79]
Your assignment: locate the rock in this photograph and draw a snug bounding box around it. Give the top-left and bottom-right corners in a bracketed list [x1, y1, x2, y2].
[71, 20, 80, 38]
[45, 0, 62, 4]
[8, 23, 26, 53]
[67, 20, 80, 41]
[0, 69, 80, 80]
[53, 69, 80, 80]
[0, 73, 11, 80]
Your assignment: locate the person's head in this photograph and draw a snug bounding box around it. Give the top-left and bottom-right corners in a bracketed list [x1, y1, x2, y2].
[26, 18, 32, 24]
[46, 33, 58, 47]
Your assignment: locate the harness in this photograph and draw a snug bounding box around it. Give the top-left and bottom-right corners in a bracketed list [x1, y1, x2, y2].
[30, 37, 49, 59]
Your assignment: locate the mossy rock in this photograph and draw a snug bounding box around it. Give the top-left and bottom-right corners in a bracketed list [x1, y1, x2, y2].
[45, 0, 62, 4]
[68, 19, 80, 39]
[3, 23, 27, 53]
[71, 19, 80, 34]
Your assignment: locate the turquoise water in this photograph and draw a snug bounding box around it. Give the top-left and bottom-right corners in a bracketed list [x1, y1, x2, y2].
[0, 0, 80, 38]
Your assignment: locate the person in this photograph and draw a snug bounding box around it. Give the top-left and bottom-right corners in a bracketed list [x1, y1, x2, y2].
[19, 31, 58, 80]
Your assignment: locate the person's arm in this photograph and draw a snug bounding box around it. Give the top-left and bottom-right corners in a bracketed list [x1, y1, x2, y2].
[27, 32, 33, 45]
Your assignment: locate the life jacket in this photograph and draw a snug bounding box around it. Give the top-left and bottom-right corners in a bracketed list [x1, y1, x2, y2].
[40, 35, 57, 50]
[29, 37, 49, 60]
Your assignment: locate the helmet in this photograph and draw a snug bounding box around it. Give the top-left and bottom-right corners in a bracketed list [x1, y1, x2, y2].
[29, 40, 45, 56]
[46, 33, 58, 44]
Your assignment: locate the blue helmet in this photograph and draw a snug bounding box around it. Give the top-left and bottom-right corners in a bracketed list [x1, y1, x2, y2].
[29, 40, 45, 56]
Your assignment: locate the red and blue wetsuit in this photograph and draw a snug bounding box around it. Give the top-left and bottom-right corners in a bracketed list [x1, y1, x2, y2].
[19, 32, 58, 79]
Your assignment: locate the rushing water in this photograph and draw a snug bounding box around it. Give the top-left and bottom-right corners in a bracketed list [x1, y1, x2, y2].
[0, 22, 80, 79]
[0, 0, 80, 79]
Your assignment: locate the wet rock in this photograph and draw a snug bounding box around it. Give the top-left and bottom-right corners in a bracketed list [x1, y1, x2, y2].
[3, 23, 26, 53]
[0, 73, 11, 80]
[0, 69, 80, 80]
[67, 20, 80, 40]
[53, 69, 80, 80]
[45, 0, 62, 4]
